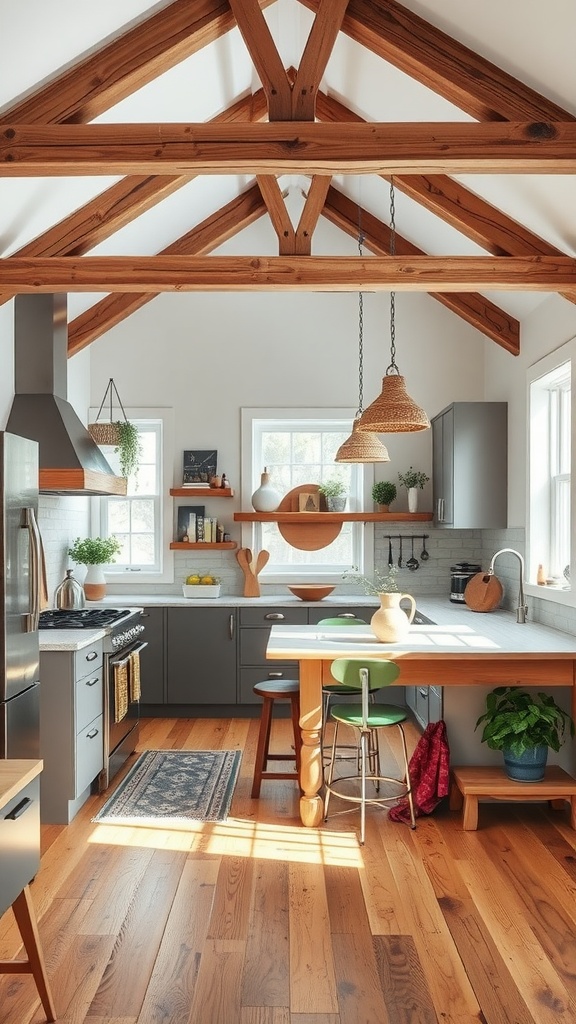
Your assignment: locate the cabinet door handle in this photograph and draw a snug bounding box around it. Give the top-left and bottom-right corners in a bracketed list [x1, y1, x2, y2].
[268, 672, 284, 678]
[86, 728, 99, 739]
[418, 687, 428, 697]
[5, 796, 33, 820]
[86, 650, 99, 662]
[337, 613, 357, 618]
[229, 614, 235, 640]
[265, 613, 285, 620]
[86, 677, 99, 687]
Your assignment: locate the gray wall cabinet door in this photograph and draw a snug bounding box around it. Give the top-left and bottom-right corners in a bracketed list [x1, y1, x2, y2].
[432, 402, 507, 529]
[167, 607, 237, 704]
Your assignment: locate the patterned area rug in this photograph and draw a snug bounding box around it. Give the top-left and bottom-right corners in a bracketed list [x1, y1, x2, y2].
[93, 749, 242, 826]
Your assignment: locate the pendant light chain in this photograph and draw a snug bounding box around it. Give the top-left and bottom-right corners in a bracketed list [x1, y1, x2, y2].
[357, 217, 365, 417]
[387, 177, 398, 376]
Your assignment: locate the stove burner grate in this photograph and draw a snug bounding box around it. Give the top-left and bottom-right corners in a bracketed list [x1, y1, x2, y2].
[39, 608, 130, 629]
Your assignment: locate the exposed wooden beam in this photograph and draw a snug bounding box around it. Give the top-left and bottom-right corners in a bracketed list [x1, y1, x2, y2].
[291, 0, 349, 120]
[0, 0, 276, 125]
[295, 176, 332, 255]
[0, 91, 268, 308]
[229, 0, 292, 119]
[322, 186, 519, 354]
[3, 255, 575, 292]
[256, 176, 295, 252]
[298, 0, 575, 123]
[2, 122, 574, 175]
[68, 186, 267, 355]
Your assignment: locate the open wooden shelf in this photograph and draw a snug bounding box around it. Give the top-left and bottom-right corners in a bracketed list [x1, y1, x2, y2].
[234, 511, 433, 523]
[170, 541, 237, 550]
[170, 487, 234, 498]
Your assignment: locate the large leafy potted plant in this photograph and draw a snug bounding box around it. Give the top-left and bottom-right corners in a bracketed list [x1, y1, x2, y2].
[475, 686, 574, 781]
[68, 536, 122, 601]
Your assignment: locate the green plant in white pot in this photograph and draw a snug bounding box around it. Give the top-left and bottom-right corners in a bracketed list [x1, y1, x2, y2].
[475, 686, 574, 782]
[319, 477, 347, 512]
[398, 466, 429, 513]
[68, 536, 122, 601]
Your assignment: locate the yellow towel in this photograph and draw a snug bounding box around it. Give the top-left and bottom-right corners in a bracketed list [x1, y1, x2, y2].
[114, 662, 128, 723]
[130, 650, 141, 702]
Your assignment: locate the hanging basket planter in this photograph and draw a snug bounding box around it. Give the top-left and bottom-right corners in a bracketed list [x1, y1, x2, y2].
[88, 421, 122, 446]
[89, 378, 142, 478]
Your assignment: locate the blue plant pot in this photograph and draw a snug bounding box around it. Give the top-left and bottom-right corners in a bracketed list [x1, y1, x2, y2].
[503, 745, 548, 782]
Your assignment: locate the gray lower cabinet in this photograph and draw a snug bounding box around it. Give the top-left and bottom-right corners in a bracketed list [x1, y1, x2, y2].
[239, 606, 306, 704]
[139, 607, 165, 703]
[0, 775, 40, 917]
[40, 640, 104, 824]
[406, 684, 444, 729]
[167, 607, 237, 704]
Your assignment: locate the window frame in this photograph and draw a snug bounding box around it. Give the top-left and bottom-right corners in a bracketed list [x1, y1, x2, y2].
[241, 407, 375, 584]
[526, 340, 575, 607]
[89, 406, 175, 586]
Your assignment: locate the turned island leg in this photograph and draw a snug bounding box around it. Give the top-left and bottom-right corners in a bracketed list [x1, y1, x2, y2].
[297, 660, 324, 827]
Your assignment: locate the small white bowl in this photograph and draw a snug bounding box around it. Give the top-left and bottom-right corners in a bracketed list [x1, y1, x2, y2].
[182, 584, 221, 598]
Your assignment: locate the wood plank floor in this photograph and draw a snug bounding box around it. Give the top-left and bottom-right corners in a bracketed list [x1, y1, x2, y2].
[2, 715, 576, 1023]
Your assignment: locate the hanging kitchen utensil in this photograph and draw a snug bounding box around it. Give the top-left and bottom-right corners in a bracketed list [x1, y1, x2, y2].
[407, 537, 419, 571]
[388, 537, 393, 566]
[397, 536, 403, 568]
[420, 535, 430, 561]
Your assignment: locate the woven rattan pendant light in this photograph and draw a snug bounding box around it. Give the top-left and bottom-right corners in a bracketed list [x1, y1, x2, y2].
[88, 378, 129, 445]
[358, 180, 430, 435]
[336, 227, 390, 464]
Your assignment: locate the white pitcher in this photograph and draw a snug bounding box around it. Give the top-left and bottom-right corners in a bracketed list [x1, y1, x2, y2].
[370, 592, 416, 643]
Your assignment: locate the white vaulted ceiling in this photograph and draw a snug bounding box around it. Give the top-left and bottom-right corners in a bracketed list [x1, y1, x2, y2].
[0, 0, 575, 356]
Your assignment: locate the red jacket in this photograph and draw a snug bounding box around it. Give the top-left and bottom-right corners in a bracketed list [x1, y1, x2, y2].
[389, 720, 450, 823]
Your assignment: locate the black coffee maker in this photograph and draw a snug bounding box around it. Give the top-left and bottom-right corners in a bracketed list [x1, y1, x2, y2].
[450, 562, 481, 603]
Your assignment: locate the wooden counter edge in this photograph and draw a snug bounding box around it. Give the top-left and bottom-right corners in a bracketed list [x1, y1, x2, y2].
[0, 760, 43, 812]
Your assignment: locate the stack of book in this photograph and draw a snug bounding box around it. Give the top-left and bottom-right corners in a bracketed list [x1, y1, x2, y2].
[177, 506, 223, 543]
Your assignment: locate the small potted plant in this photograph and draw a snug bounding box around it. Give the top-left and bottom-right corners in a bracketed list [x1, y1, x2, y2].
[475, 686, 574, 781]
[319, 477, 347, 512]
[372, 480, 397, 512]
[68, 536, 122, 601]
[398, 466, 430, 513]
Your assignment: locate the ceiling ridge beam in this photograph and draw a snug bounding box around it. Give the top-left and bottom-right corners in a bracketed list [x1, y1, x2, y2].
[2, 122, 575, 175]
[0, 0, 276, 125]
[321, 185, 519, 354]
[67, 186, 268, 355]
[2, 255, 575, 292]
[297, 0, 575, 123]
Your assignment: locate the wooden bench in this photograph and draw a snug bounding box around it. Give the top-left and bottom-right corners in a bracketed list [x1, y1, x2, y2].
[449, 765, 576, 830]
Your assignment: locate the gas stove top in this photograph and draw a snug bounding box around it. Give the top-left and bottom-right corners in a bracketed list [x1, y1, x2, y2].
[39, 608, 133, 630]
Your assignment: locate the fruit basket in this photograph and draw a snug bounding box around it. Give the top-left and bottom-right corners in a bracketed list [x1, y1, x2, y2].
[182, 584, 221, 598]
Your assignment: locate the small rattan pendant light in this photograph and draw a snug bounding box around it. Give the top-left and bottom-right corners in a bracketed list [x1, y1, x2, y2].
[336, 228, 390, 464]
[358, 180, 430, 435]
[88, 378, 130, 445]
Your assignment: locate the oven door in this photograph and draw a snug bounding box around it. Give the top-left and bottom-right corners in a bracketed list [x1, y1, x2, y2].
[103, 640, 148, 791]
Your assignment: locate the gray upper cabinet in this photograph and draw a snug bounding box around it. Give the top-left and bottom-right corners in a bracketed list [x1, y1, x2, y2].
[432, 402, 507, 529]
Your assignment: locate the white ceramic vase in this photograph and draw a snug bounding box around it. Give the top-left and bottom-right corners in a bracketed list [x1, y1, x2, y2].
[370, 592, 416, 643]
[251, 467, 280, 512]
[84, 563, 106, 601]
[407, 487, 418, 513]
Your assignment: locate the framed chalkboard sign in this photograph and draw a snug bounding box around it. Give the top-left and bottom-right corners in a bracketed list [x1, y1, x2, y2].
[182, 449, 217, 485]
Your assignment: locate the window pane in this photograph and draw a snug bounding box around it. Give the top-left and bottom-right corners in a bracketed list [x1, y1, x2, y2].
[108, 500, 130, 533]
[130, 499, 155, 532]
[132, 534, 155, 564]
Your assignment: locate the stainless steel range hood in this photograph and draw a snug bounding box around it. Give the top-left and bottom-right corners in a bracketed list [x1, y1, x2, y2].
[6, 294, 127, 496]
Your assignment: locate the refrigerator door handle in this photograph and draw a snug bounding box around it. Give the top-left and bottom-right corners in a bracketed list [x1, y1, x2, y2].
[24, 506, 41, 632]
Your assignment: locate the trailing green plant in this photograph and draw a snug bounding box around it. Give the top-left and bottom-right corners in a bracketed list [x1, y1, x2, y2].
[343, 563, 400, 595]
[68, 536, 122, 566]
[372, 481, 397, 507]
[398, 466, 429, 490]
[318, 477, 347, 498]
[475, 686, 574, 756]
[114, 420, 142, 478]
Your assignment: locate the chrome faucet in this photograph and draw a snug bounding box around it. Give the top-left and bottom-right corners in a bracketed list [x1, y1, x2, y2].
[488, 548, 528, 623]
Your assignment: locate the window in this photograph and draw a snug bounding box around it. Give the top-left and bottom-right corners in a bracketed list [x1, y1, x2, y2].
[241, 408, 374, 581]
[527, 342, 574, 601]
[91, 407, 174, 585]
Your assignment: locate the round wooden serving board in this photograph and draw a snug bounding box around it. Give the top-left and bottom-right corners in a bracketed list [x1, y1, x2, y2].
[464, 572, 503, 612]
[277, 484, 342, 551]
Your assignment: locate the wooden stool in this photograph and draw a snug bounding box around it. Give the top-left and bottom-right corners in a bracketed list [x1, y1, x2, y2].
[251, 679, 302, 798]
[0, 885, 57, 1022]
[450, 765, 576, 830]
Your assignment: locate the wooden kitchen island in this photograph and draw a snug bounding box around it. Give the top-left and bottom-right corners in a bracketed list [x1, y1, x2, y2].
[266, 604, 576, 827]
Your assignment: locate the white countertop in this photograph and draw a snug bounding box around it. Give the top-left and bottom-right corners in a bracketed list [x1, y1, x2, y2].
[96, 593, 381, 608]
[39, 606, 144, 652]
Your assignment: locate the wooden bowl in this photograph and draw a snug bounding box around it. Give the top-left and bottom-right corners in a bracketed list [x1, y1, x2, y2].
[288, 585, 335, 602]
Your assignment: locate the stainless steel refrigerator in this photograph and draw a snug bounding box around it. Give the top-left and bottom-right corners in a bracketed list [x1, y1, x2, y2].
[0, 431, 41, 758]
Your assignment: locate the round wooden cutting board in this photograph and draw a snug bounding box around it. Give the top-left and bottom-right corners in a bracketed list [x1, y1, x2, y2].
[464, 572, 503, 612]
